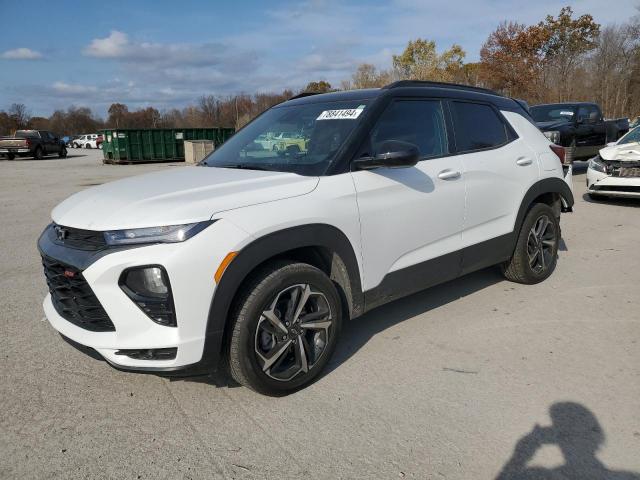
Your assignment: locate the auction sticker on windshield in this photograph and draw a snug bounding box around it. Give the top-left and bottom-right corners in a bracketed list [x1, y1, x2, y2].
[317, 106, 365, 120]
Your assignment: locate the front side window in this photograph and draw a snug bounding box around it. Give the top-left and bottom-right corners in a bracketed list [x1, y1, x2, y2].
[451, 101, 508, 153]
[617, 126, 640, 145]
[367, 100, 448, 159]
[202, 99, 370, 176]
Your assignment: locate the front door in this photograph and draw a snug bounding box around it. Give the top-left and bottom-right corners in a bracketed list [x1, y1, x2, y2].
[350, 99, 466, 306]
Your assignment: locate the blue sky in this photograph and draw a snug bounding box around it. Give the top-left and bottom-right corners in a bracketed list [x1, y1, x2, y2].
[0, 0, 637, 117]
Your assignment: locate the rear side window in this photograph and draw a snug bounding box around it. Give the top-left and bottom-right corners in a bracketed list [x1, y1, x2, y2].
[450, 101, 509, 153]
[369, 100, 448, 159]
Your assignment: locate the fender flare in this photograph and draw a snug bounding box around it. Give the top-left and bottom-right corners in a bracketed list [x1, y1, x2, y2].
[199, 223, 363, 370]
[514, 177, 574, 234]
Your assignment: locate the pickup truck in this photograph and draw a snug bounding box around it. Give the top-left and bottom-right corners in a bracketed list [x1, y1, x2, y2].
[0, 130, 67, 160]
[530, 102, 629, 162]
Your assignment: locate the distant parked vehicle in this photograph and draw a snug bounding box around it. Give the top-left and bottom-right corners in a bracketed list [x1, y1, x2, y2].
[0, 130, 67, 160]
[73, 134, 99, 149]
[67, 135, 80, 147]
[530, 102, 629, 163]
[630, 117, 640, 129]
[587, 126, 640, 199]
[96, 135, 104, 149]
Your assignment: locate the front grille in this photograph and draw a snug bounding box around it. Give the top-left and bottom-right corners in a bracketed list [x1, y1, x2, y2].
[42, 256, 115, 332]
[52, 224, 107, 251]
[612, 167, 640, 178]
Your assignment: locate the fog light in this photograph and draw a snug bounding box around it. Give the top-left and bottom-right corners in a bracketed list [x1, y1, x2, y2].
[120, 266, 176, 327]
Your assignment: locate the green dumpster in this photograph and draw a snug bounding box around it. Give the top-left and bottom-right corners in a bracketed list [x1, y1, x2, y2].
[100, 127, 235, 164]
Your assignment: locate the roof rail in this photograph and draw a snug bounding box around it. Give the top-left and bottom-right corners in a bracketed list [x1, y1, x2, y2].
[288, 91, 322, 101]
[383, 80, 501, 97]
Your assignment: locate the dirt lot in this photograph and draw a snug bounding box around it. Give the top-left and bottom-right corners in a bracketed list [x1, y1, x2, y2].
[1, 149, 639, 479]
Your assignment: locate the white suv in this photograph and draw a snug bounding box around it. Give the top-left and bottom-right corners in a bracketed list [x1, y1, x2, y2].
[38, 82, 574, 395]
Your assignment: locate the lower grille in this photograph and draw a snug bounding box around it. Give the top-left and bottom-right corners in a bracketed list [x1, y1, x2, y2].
[591, 185, 640, 193]
[42, 256, 115, 332]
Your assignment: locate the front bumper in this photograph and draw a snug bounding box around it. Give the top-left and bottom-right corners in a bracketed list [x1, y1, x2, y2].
[586, 167, 640, 198]
[38, 219, 251, 373]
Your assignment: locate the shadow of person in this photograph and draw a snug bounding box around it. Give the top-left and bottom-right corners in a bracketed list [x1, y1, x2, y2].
[497, 402, 640, 480]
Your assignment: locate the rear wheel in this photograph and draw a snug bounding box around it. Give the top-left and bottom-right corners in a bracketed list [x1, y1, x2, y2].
[85, 143, 92, 149]
[7, 153, 15, 160]
[227, 261, 342, 395]
[59, 147, 67, 158]
[502, 203, 560, 284]
[34, 147, 43, 160]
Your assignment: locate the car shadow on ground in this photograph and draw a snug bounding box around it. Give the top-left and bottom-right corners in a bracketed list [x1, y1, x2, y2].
[323, 267, 504, 377]
[169, 267, 506, 389]
[2, 154, 89, 161]
[582, 192, 639, 208]
[496, 402, 640, 479]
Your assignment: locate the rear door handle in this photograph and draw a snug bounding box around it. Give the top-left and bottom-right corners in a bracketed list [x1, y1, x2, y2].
[438, 169, 461, 180]
[516, 157, 533, 166]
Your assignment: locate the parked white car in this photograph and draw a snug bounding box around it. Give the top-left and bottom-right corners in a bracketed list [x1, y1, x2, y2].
[38, 82, 574, 395]
[587, 126, 640, 199]
[73, 134, 99, 149]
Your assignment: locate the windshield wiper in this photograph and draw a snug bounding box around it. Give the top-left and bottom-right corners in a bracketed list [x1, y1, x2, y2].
[215, 164, 273, 171]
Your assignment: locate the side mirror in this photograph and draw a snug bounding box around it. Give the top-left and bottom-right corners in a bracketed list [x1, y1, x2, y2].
[353, 141, 420, 170]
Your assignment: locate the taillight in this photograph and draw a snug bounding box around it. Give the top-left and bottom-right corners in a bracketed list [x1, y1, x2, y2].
[549, 144, 567, 165]
[25, 138, 31, 147]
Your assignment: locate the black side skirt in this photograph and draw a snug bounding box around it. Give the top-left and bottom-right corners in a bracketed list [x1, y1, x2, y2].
[363, 232, 515, 313]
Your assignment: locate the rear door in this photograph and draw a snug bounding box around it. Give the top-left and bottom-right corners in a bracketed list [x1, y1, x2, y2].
[351, 98, 466, 299]
[449, 101, 540, 274]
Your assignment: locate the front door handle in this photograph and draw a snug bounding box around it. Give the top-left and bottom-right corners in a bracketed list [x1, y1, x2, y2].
[516, 157, 533, 166]
[438, 169, 461, 180]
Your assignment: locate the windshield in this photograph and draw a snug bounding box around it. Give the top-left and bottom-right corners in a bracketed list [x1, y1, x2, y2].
[201, 99, 370, 175]
[15, 130, 39, 138]
[617, 126, 640, 145]
[530, 105, 577, 123]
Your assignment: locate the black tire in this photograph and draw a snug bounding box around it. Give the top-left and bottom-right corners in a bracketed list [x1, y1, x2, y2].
[227, 261, 342, 395]
[34, 147, 43, 160]
[502, 203, 560, 284]
[59, 147, 67, 158]
[85, 143, 92, 149]
[7, 153, 15, 160]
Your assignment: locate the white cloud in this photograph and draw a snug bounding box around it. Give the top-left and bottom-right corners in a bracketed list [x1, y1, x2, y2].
[83, 30, 128, 58]
[1, 48, 43, 60]
[52, 82, 98, 95]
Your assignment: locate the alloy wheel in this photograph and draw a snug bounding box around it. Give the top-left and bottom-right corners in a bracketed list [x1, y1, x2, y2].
[527, 214, 556, 274]
[254, 283, 332, 382]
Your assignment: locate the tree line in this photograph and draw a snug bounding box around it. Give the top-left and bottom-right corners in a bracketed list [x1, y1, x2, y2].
[1, 6, 638, 136]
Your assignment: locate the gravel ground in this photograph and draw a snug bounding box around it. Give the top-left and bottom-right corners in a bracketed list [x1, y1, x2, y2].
[1, 149, 639, 479]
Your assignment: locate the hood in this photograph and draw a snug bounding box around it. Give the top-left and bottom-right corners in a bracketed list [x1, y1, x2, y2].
[599, 142, 640, 162]
[52, 166, 319, 230]
[535, 119, 571, 131]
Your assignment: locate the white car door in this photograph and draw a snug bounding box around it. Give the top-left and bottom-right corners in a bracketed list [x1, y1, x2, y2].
[448, 101, 540, 274]
[351, 99, 466, 301]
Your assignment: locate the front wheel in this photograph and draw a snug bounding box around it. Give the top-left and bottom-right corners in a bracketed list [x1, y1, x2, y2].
[227, 261, 342, 395]
[502, 203, 560, 284]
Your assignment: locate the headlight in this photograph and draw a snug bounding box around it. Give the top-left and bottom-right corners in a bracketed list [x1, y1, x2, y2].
[544, 130, 561, 144]
[589, 156, 607, 174]
[104, 220, 214, 246]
